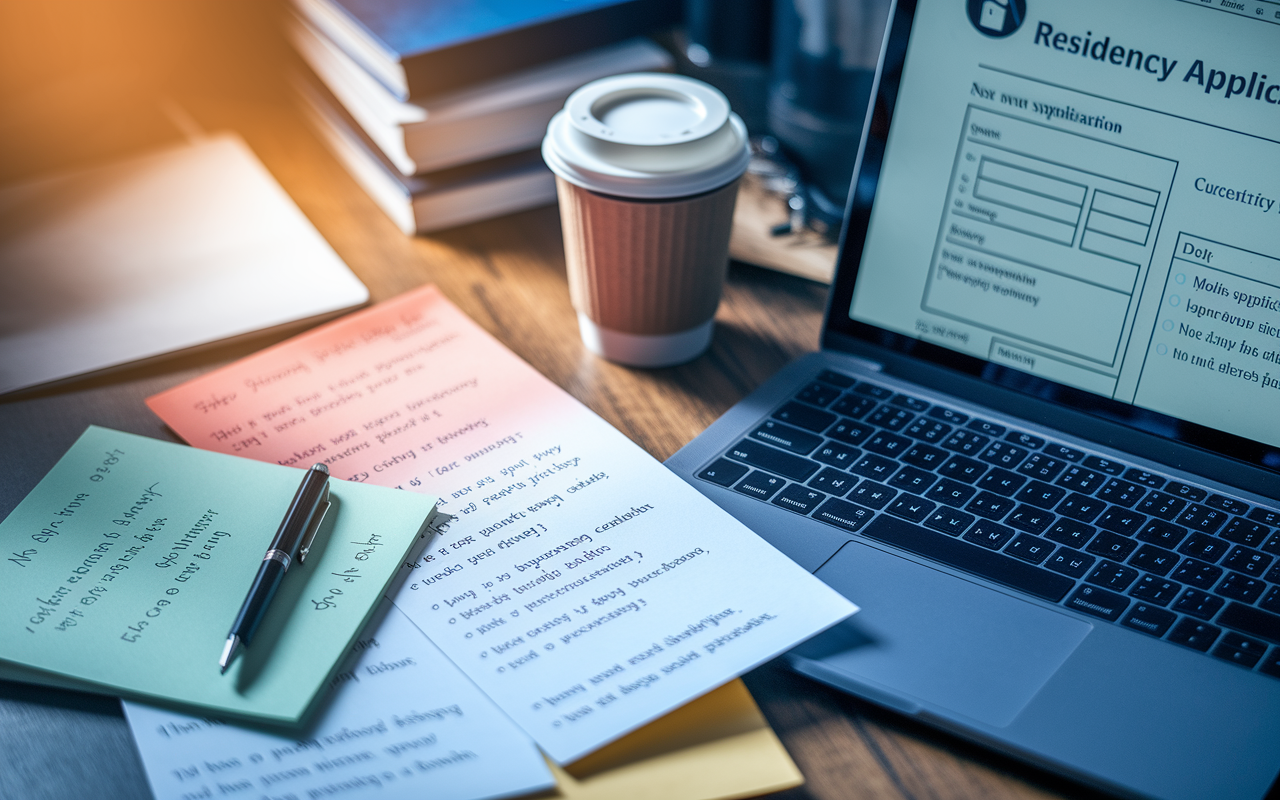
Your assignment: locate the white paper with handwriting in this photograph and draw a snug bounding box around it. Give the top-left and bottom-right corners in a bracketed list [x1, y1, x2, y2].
[146, 284, 858, 763]
[123, 601, 553, 800]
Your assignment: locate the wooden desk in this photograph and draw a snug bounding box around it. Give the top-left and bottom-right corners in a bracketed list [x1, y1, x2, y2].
[0, 29, 1098, 800]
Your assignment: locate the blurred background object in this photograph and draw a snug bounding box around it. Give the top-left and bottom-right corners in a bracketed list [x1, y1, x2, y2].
[672, 0, 772, 134]
[767, 0, 892, 223]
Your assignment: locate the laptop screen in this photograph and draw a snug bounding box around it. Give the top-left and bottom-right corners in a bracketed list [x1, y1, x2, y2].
[827, 0, 1280, 470]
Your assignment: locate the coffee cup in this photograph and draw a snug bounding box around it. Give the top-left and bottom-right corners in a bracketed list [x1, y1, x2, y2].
[542, 73, 750, 367]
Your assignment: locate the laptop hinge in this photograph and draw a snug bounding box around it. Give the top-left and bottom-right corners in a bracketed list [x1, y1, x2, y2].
[833, 353, 886, 373]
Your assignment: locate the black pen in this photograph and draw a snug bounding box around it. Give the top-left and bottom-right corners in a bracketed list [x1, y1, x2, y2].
[219, 463, 331, 673]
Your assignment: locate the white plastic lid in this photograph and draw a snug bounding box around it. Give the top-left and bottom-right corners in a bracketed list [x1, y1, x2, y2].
[542, 73, 750, 199]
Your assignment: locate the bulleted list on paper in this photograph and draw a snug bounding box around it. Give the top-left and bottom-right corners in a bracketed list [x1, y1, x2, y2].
[147, 285, 857, 763]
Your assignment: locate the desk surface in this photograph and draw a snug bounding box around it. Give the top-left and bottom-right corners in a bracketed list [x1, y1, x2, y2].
[0, 62, 1098, 800]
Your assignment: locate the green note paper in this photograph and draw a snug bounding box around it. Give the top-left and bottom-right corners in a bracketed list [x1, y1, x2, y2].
[0, 426, 437, 724]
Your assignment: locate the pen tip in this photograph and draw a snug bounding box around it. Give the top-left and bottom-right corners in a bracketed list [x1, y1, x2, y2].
[219, 635, 240, 674]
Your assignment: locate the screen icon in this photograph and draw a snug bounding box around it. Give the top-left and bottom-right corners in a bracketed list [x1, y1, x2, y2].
[968, 0, 1026, 37]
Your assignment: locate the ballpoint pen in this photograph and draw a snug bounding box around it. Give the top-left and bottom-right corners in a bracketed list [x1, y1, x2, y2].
[219, 463, 332, 673]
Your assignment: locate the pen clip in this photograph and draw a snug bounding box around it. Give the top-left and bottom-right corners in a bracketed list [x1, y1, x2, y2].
[297, 482, 330, 566]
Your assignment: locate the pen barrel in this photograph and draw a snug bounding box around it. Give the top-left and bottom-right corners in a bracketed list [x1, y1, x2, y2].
[227, 558, 287, 648]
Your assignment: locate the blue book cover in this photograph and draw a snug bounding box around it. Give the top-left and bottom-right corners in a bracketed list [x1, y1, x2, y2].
[324, 0, 680, 99]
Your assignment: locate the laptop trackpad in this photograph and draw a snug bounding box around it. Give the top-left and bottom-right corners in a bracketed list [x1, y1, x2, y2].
[794, 541, 1092, 728]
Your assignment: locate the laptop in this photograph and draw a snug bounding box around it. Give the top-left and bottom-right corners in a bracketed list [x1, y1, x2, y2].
[665, 1, 1280, 797]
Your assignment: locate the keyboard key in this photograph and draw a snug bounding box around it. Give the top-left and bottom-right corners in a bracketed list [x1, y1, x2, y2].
[772, 484, 827, 515]
[1128, 544, 1178, 576]
[1098, 479, 1145, 507]
[1177, 503, 1229, 534]
[863, 430, 911, 457]
[847, 481, 897, 509]
[1018, 453, 1067, 482]
[924, 507, 976, 536]
[1206, 494, 1250, 515]
[812, 498, 874, 533]
[888, 465, 936, 494]
[867, 405, 914, 431]
[796, 381, 842, 407]
[750, 420, 823, 455]
[850, 453, 898, 481]
[1123, 469, 1165, 488]
[1005, 534, 1055, 564]
[1217, 602, 1280, 645]
[976, 467, 1025, 496]
[854, 382, 893, 399]
[941, 429, 989, 455]
[1130, 575, 1182, 605]
[1087, 531, 1139, 560]
[1014, 480, 1066, 510]
[904, 417, 951, 443]
[1056, 465, 1107, 493]
[1173, 588, 1224, 620]
[925, 478, 977, 507]
[1086, 560, 1139, 591]
[1266, 532, 1280, 557]
[889, 393, 930, 412]
[885, 494, 936, 523]
[815, 369, 855, 388]
[1177, 531, 1230, 563]
[772, 401, 836, 433]
[1056, 492, 1106, 523]
[1220, 517, 1271, 547]
[1263, 586, 1280, 615]
[1045, 548, 1095, 578]
[1043, 444, 1084, 462]
[1167, 618, 1221, 652]
[966, 491, 1017, 520]
[827, 418, 875, 446]
[1066, 585, 1128, 622]
[1165, 481, 1208, 502]
[1262, 649, 1280, 678]
[1006, 505, 1055, 535]
[727, 440, 821, 482]
[1247, 507, 1280, 526]
[809, 468, 857, 496]
[1222, 545, 1273, 577]
[1096, 507, 1146, 537]
[733, 470, 785, 501]
[966, 418, 1006, 437]
[979, 441, 1028, 469]
[861, 515, 1074, 602]
[1171, 558, 1223, 589]
[1120, 602, 1176, 637]
[1134, 490, 1186, 521]
[813, 441, 861, 470]
[1005, 431, 1045, 450]
[1045, 518, 1096, 549]
[1216, 572, 1265, 603]
[1211, 632, 1268, 669]
[1082, 455, 1125, 475]
[937, 455, 986, 483]
[698, 458, 748, 487]
[1136, 519, 1189, 548]
[831, 393, 877, 418]
[928, 406, 969, 425]
[901, 442, 948, 469]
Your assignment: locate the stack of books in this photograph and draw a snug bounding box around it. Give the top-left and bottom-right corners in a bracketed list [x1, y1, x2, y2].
[288, 0, 679, 234]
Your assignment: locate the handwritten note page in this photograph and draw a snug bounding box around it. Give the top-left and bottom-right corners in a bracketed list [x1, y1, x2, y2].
[147, 284, 856, 762]
[124, 600, 555, 800]
[0, 426, 437, 723]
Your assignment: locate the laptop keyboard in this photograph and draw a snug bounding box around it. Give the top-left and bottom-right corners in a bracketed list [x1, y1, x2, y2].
[697, 369, 1280, 680]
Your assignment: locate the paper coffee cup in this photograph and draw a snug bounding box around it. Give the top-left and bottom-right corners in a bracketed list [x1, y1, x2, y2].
[542, 73, 750, 367]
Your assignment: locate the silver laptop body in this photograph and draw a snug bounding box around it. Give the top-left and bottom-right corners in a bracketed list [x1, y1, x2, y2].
[667, 1, 1280, 797]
